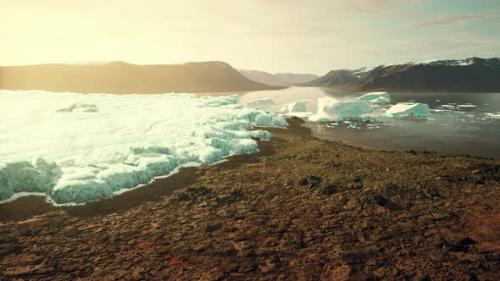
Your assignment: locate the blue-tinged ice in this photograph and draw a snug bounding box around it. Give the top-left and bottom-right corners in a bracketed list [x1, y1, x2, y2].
[0, 90, 286, 205]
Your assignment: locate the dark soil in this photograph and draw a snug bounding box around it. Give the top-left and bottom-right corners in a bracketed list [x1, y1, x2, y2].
[1, 118, 499, 280]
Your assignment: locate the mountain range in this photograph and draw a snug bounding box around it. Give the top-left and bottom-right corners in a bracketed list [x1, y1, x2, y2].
[0, 61, 278, 94]
[1, 57, 499, 94]
[304, 57, 500, 92]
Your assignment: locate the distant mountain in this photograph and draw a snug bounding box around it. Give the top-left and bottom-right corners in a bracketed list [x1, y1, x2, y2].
[302, 69, 359, 88]
[274, 73, 319, 84]
[239, 70, 288, 86]
[0, 61, 279, 94]
[305, 57, 500, 92]
[240, 69, 318, 86]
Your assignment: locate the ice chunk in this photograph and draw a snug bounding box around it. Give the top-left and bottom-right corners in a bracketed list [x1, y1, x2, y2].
[254, 113, 288, 127]
[457, 104, 477, 109]
[309, 97, 374, 122]
[440, 104, 457, 110]
[384, 102, 431, 119]
[281, 100, 308, 114]
[355, 92, 392, 104]
[248, 98, 273, 108]
[485, 113, 500, 119]
[57, 103, 98, 112]
[0, 90, 286, 205]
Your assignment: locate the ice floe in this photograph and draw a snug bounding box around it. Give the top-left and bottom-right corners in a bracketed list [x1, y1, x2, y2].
[0, 90, 286, 204]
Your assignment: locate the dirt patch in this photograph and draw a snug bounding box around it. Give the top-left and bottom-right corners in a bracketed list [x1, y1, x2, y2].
[464, 213, 500, 252]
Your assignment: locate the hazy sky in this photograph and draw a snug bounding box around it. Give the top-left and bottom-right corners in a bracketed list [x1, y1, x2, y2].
[1, 0, 499, 74]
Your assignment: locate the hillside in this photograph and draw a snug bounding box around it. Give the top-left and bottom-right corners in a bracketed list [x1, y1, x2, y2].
[305, 57, 500, 92]
[0, 61, 278, 94]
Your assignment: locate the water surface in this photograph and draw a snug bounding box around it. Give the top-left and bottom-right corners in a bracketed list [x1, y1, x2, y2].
[241, 87, 500, 158]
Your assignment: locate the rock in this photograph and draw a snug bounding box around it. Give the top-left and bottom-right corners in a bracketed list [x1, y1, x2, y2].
[330, 265, 351, 281]
[320, 184, 337, 195]
[205, 222, 222, 232]
[174, 186, 213, 202]
[373, 195, 388, 206]
[238, 259, 257, 273]
[373, 195, 403, 211]
[299, 176, 322, 188]
[4, 263, 53, 276]
[442, 237, 476, 252]
[216, 190, 244, 207]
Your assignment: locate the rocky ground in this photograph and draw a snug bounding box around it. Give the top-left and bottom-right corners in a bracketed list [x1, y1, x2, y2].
[1, 118, 499, 280]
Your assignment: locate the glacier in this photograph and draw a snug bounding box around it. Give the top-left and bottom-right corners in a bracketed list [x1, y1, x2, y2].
[0, 90, 286, 205]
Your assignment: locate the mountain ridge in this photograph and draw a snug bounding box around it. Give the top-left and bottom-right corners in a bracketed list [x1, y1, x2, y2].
[304, 57, 500, 92]
[0, 61, 280, 93]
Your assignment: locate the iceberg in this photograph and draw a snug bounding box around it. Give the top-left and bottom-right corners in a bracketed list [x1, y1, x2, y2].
[384, 102, 431, 119]
[0, 90, 286, 205]
[309, 97, 375, 122]
[281, 101, 308, 114]
[306, 93, 431, 123]
[355, 92, 392, 104]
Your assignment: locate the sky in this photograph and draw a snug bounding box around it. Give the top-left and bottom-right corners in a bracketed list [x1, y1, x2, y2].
[1, 0, 500, 74]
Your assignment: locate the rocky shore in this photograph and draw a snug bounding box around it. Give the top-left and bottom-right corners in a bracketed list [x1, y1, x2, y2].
[1, 118, 499, 280]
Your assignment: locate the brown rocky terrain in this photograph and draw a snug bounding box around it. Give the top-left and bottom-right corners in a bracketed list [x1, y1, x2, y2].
[0, 118, 499, 280]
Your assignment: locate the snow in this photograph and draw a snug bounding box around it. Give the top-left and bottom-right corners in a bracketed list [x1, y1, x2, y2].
[355, 92, 392, 104]
[421, 59, 474, 66]
[384, 102, 431, 119]
[0, 90, 286, 204]
[309, 97, 375, 122]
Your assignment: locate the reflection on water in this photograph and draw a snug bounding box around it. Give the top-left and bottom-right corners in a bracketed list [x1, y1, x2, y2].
[241, 87, 500, 159]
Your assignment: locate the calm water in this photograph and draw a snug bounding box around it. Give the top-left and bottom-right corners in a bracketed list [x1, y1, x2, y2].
[240, 87, 500, 159]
